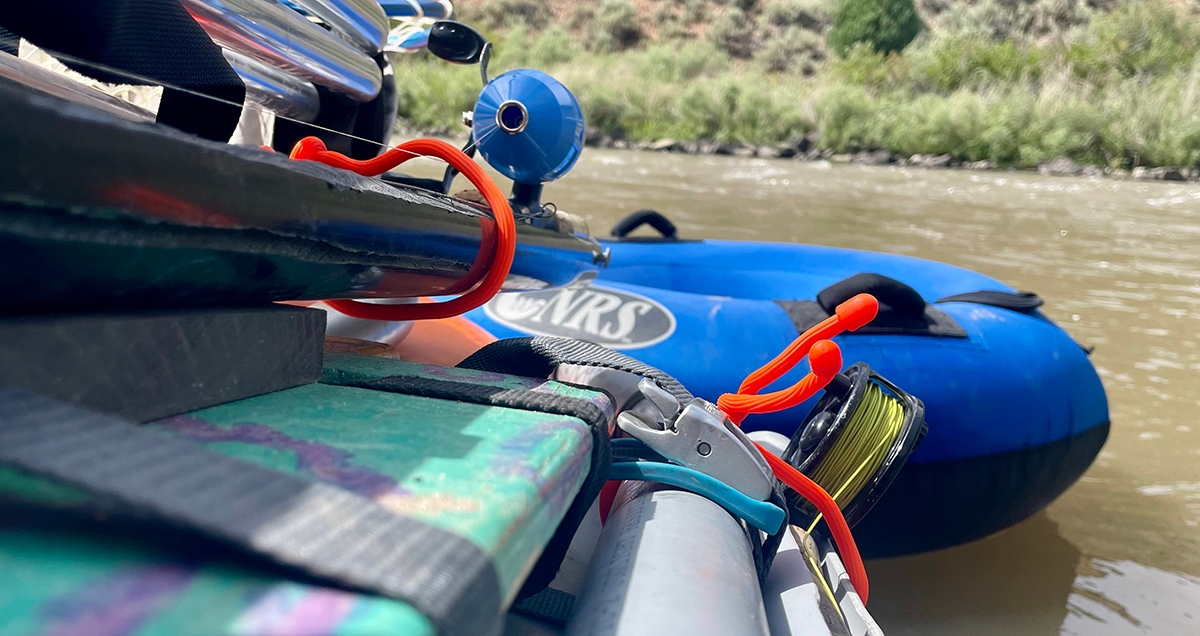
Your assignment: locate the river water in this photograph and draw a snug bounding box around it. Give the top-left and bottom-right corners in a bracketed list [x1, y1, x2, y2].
[412, 147, 1200, 634]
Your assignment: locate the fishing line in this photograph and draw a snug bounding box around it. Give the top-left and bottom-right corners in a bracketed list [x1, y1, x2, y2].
[811, 382, 905, 509]
[24, 45, 566, 221]
[790, 525, 846, 622]
[803, 381, 907, 535]
[21, 45, 494, 163]
[782, 363, 926, 537]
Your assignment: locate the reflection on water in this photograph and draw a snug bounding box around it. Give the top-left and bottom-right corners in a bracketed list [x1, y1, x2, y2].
[866, 514, 1080, 636]
[865, 512, 1200, 636]
[406, 148, 1200, 633]
[1065, 559, 1200, 635]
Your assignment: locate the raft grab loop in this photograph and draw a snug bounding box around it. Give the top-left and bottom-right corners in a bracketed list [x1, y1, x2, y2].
[609, 209, 678, 240]
[778, 273, 968, 338]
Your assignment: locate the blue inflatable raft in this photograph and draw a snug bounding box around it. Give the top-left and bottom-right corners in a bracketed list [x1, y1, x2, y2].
[466, 214, 1110, 557]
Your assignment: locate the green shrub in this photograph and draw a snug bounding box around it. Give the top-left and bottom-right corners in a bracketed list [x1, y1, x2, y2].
[389, 0, 1200, 170]
[935, 0, 1092, 42]
[831, 43, 911, 89]
[759, 27, 824, 73]
[682, 0, 708, 25]
[473, 0, 550, 30]
[527, 28, 582, 67]
[391, 55, 480, 133]
[912, 35, 1045, 91]
[828, 0, 924, 57]
[681, 0, 705, 24]
[815, 82, 875, 151]
[566, 5, 595, 31]
[710, 8, 757, 58]
[641, 40, 731, 82]
[591, 0, 644, 52]
[1066, 1, 1200, 80]
[761, 0, 835, 30]
[653, 2, 687, 40]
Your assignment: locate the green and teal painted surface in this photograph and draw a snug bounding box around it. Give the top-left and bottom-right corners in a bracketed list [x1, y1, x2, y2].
[0, 517, 436, 636]
[0, 353, 602, 636]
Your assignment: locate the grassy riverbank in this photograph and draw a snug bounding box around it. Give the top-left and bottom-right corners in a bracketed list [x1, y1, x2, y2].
[391, 0, 1200, 170]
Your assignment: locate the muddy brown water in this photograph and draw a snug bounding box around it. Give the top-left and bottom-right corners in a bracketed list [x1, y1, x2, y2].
[406, 148, 1200, 635]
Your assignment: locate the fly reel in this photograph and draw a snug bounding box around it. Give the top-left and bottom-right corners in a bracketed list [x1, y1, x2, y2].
[782, 363, 926, 529]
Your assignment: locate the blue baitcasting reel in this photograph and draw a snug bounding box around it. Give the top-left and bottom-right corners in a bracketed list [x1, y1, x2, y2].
[473, 69, 585, 185]
[424, 21, 586, 226]
[472, 68, 585, 218]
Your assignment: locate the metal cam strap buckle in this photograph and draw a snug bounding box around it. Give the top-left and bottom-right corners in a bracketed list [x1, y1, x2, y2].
[617, 378, 775, 501]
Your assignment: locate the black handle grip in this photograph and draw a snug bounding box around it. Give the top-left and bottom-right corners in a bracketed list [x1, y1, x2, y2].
[610, 209, 678, 239]
[817, 273, 927, 318]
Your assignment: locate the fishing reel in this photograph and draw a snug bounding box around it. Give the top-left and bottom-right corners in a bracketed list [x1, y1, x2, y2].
[426, 21, 587, 234]
[782, 363, 927, 529]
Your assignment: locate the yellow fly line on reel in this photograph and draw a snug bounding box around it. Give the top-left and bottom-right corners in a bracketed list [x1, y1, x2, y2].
[810, 380, 906, 510]
[781, 363, 926, 531]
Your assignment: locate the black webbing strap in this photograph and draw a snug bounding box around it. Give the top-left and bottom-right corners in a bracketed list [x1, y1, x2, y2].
[756, 487, 790, 587]
[510, 587, 576, 628]
[0, 0, 245, 142]
[459, 336, 693, 403]
[323, 370, 613, 601]
[0, 386, 503, 636]
[0, 26, 17, 56]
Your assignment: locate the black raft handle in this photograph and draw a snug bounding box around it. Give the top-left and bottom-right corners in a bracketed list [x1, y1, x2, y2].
[610, 209, 678, 240]
[817, 273, 928, 318]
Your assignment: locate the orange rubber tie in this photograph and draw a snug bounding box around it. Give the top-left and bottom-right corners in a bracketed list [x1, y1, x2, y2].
[738, 293, 878, 396]
[717, 293, 878, 422]
[758, 443, 871, 604]
[288, 136, 516, 321]
[715, 293, 880, 603]
[718, 339, 843, 423]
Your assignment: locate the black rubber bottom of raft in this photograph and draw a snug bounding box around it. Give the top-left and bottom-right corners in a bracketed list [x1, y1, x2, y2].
[0, 305, 325, 422]
[852, 421, 1110, 558]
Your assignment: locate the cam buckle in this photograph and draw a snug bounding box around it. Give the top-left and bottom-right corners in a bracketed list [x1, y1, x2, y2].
[617, 378, 775, 501]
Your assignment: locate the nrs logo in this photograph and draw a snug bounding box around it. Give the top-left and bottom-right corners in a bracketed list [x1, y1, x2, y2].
[484, 285, 676, 349]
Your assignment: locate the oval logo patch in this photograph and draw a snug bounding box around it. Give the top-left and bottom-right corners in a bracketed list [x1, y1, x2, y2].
[484, 285, 676, 349]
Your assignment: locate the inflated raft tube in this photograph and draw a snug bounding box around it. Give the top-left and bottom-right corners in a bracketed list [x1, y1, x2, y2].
[466, 214, 1109, 558]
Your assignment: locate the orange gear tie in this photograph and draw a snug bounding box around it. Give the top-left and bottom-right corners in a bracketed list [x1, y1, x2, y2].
[288, 136, 516, 321]
[718, 339, 844, 424]
[759, 444, 871, 604]
[716, 294, 878, 423]
[738, 293, 879, 396]
[715, 293, 880, 603]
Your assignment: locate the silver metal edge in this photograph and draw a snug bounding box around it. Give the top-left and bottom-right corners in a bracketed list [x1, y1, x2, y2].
[566, 483, 772, 636]
[379, 0, 452, 19]
[0, 51, 155, 123]
[181, 0, 382, 103]
[289, 0, 389, 55]
[222, 48, 321, 122]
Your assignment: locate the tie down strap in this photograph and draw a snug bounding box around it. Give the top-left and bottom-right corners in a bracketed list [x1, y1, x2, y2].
[0, 386, 504, 636]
